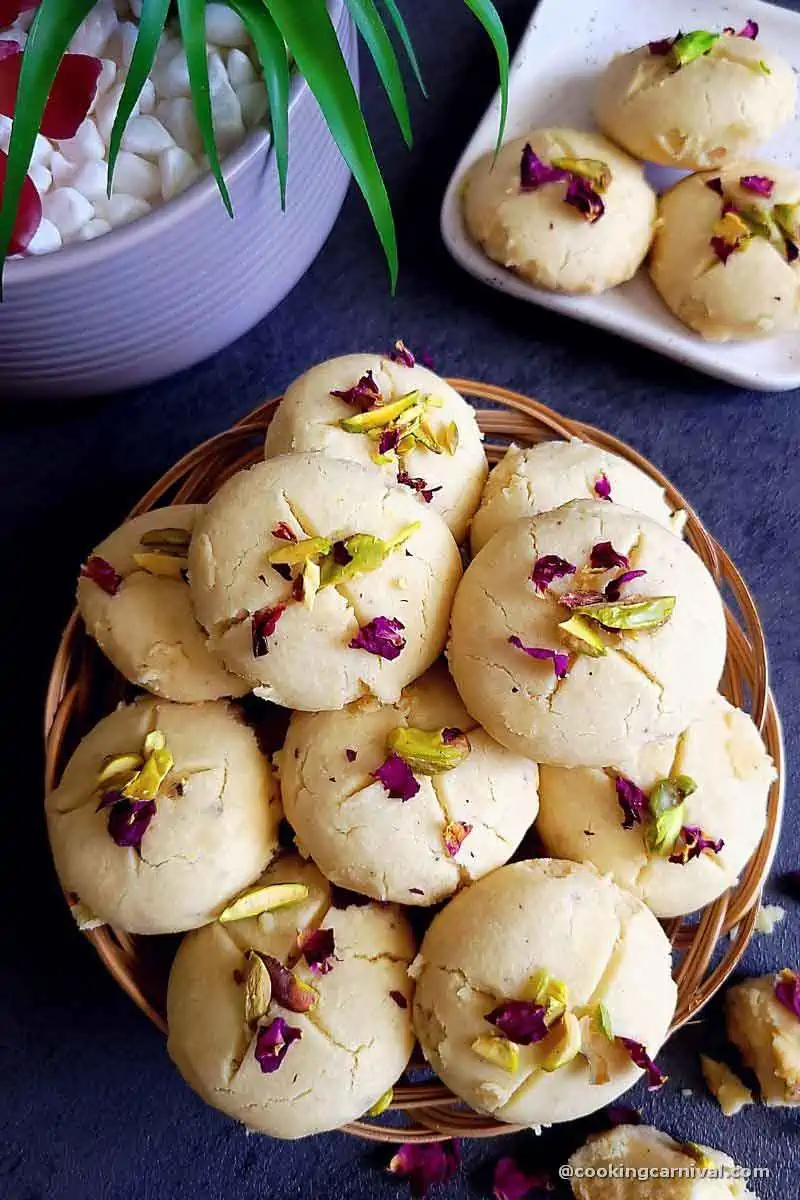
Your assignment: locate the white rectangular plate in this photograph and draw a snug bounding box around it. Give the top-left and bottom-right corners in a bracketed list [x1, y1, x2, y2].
[441, 0, 800, 391]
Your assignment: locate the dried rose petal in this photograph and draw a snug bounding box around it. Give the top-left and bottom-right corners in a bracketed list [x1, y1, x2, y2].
[508, 636, 569, 679]
[332, 540, 353, 566]
[559, 590, 604, 610]
[441, 728, 462, 744]
[298, 927, 336, 974]
[604, 569, 647, 602]
[379, 426, 402, 456]
[272, 562, 292, 581]
[740, 174, 774, 197]
[493, 1157, 553, 1200]
[397, 469, 441, 504]
[251, 603, 286, 657]
[331, 370, 381, 411]
[606, 1104, 642, 1126]
[648, 36, 675, 54]
[486, 1000, 549, 1045]
[520, 143, 569, 191]
[345, 748, 357, 763]
[254, 1017, 301, 1074]
[330, 884, 371, 908]
[390, 989, 408, 1009]
[80, 554, 122, 596]
[98, 792, 156, 851]
[590, 541, 629, 570]
[619, 1037, 668, 1090]
[774, 969, 800, 1019]
[390, 339, 415, 367]
[443, 820, 472, 858]
[668, 825, 724, 864]
[615, 775, 648, 829]
[564, 175, 605, 222]
[594, 473, 612, 500]
[730, 19, 758, 38]
[711, 235, 737, 264]
[260, 953, 318, 1012]
[705, 177, 724, 196]
[372, 753, 420, 801]
[531, 554, 576, 592]
[0, 52, 102, 139]
[272, 523, 297, 542]
[786, 238, 799, 265]
[388, 1141, 461, 1197]
[349, 615, 406, 660]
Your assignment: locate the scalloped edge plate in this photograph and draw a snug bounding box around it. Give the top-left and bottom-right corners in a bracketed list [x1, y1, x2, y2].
[441, 0, 800, 391]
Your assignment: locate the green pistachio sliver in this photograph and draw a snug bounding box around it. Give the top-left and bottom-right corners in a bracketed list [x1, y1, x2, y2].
[443, 421, 459, 455]
[559, 614, 607, 657]
[339, 391, 421, 433]
[523, 968, 569, 1024]
[319, 523, 420, 588]
[541, 1011, 581, 1072]
[645, 800, 685, 855]
[573, 595, 675, 631]
[671, 30, 719, 67]
[386, 726, 470, 774]
[122, 746, 173, 801]
[300, 559, 321, 611]
[143, 730, 166, 754]
[649, 775, 698, 816]
[139, 527, 192, 553]
[739, 205, 784, 251]
[413, 418, 444, 454]
[758, 59, 771, 75]
[97, 752, 144, 785]
[268, 535, 332, 567]
[243, 951, 272, 1025]
[472, 1035, 519, 1073]
[219, 882, 309, 923]
[385, 521, 421, 553]
[551, 156, 612, 192]
[596, 1002, 614, 1041]
[367, 1088, 394, 1117]
[774, 203, 800, 241]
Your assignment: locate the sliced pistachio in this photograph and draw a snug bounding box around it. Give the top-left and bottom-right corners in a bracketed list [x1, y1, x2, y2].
[386, 726, 470, 775]
[397, 434, 417, 456]
[139, 527, 192, 552]
[97, 753, 144, 785]
[268, 535, 332, 567]
[645, 801, 685, 856]
[552, 156, 612, 191]
[573, 595, 676, 631]
[261, 953, 319, 1012]
[319, 534, 391, 588]
[367, 1088, 394, 1117]
[596, 1002, 613, 1041]
[385, 522, 420, 553]
[443, 421, 459, 455]
[122, 746, 173, 801]
[300, 558, 321, 612]
[472, 1034, 520, 1073]
[671, 29, 719, 66]
[739, 205, 784, 250]
[559, 614, 607, 657]
[522, 969, 568, 1025]
[774, 202, 800, 240]
[540, 1011, 581, 1071]
[218, 882, 310, 923]
[579, 1013, 614, 1085]
[712, 210, 750, 244]
[132, 551, 188, 578]
[243, 951, 272, 1025]
[414, 418, 444, 454]
[649, 775, 697, 815]
[339, 391, 421, 432]
[143, 730, 166, 754]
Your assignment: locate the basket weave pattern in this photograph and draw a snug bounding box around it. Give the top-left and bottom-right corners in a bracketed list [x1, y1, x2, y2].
[44, 381, 785, 1143]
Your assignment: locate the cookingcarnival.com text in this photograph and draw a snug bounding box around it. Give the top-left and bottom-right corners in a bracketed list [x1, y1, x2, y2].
[559, 1163, 770, 1182]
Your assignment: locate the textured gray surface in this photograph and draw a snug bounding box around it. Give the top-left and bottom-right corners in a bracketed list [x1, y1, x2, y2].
[2, 0, 799, 1196]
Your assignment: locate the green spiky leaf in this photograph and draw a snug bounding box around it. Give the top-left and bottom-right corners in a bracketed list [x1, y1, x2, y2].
[0, 0, 95, 287]
[379, 0, 426, 96]
[227, 0, 289, 207]
[107, 0, 171, 194]
[463, 0, 509, 152]
[176, 0, 232, 217]
[343, 0, 412, 147]
[266, 0, 397, 289]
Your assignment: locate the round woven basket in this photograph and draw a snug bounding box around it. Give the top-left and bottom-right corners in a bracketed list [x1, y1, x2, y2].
[44, 380, 785, 1143]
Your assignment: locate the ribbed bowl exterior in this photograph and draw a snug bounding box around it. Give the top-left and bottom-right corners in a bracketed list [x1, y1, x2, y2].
[0, 0, 355, 397]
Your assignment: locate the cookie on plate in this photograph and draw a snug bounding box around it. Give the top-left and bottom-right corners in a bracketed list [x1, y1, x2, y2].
[46, 698, 280, 934]
[650, 164, 800, 341]
[596, 25, 795, 169]
[412, 859, 677, 1125]
[265, 352, 487, 544]
[188, 454, 462, 711]
[462, 128, 656, 294]
[77, 506, 247, 702]
[167, 853, 416, 1138]
[279, 662, 539, 906]
[448, 499, 727, 767]
[537, 694, 774, 918]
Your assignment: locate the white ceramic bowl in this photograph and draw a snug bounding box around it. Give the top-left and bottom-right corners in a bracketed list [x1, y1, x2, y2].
[0, 0, 355, 397]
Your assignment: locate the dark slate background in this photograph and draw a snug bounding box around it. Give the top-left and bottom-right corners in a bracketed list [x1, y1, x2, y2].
[2, 0, 798, 1196]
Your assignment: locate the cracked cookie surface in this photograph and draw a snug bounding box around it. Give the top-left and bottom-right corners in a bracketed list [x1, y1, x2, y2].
[448, 499, 726, 767]
[264, 354, 487, 545]
[46, 698, 280, 934]
[462, 128, 656, 295]
[595, 36, 795, 170]
[188, 455, 462, 711]
[77, 505, 247, 703]
[167, 853, 416, 1138]
[279, 661, 539, 906]
[411, 859, 676, 1126]
[538, 693, 774, 918]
